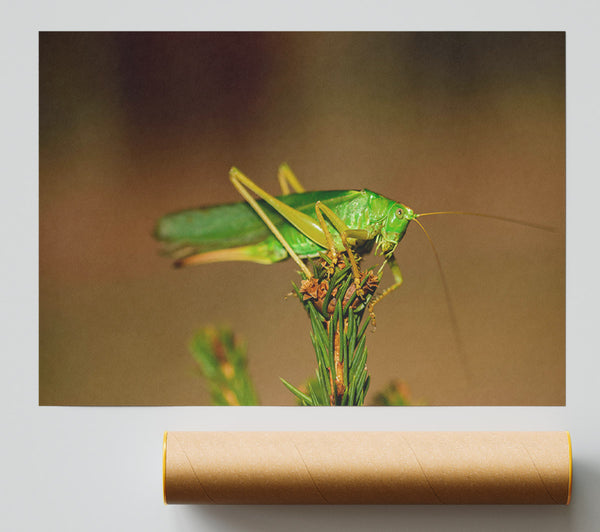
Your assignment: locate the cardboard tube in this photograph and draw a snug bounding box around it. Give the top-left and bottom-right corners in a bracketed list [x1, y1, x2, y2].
[163, 431, 572, 505]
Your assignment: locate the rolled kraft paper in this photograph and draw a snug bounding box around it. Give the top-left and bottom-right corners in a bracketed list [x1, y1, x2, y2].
[163, 431, 572, 505]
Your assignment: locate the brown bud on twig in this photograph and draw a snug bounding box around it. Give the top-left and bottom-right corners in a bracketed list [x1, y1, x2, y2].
[299, 278, 320, 301]
[300, 266, 381, 317]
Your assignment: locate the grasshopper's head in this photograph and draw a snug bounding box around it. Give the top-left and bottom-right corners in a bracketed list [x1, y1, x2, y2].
[377, 202, 416, 255]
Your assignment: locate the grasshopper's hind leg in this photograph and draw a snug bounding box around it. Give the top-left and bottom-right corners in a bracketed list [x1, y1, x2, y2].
[174, 240, 287, 268]
[229, 167, 367, 286]
[229, 167, 313, 278]
[277, 163, 305, 195]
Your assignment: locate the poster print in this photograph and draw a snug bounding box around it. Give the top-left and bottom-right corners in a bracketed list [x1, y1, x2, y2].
[40, 32, 564, 405]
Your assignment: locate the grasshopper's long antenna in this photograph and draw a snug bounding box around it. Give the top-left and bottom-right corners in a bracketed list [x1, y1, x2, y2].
[416, 211, 557, 233]
[412, 217, 471, 381]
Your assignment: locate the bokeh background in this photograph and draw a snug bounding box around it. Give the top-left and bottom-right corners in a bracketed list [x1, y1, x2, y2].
[39, 32, 564, 405]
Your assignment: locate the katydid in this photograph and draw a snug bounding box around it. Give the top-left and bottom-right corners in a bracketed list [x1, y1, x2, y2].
[154, 164, 418, 309]
[154, 163, 554, 312]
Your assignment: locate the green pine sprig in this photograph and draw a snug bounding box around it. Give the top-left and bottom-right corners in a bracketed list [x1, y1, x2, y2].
[189, 325, 260, 406]
[282, 252, 379, 406]
[370, 379, 420, 406]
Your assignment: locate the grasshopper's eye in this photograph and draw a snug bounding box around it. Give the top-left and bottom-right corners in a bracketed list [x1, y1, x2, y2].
[396, 207, 404, 218]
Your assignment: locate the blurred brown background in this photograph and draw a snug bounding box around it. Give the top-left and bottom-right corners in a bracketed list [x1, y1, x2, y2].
[39, 32, 564, 405]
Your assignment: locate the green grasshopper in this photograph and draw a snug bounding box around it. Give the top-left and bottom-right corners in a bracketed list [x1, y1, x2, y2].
[155, 164, 424, 310]
[154, 163, 552, 312]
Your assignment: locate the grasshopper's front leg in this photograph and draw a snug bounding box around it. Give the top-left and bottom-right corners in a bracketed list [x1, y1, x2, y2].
[313, 202, 369, 298]
[370, 254, 403, 312]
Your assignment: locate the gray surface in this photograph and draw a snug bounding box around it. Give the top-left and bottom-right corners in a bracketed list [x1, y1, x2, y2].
[3, 2, 600, 531]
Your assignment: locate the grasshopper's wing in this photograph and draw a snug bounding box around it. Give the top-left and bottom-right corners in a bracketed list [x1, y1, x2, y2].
[155, 201, 277, 255]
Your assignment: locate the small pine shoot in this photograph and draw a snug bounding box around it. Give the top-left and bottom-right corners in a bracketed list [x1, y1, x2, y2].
[371, 380, 425, 406]
[283, 251, 380, 406]
[189, 325, 260, 406]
